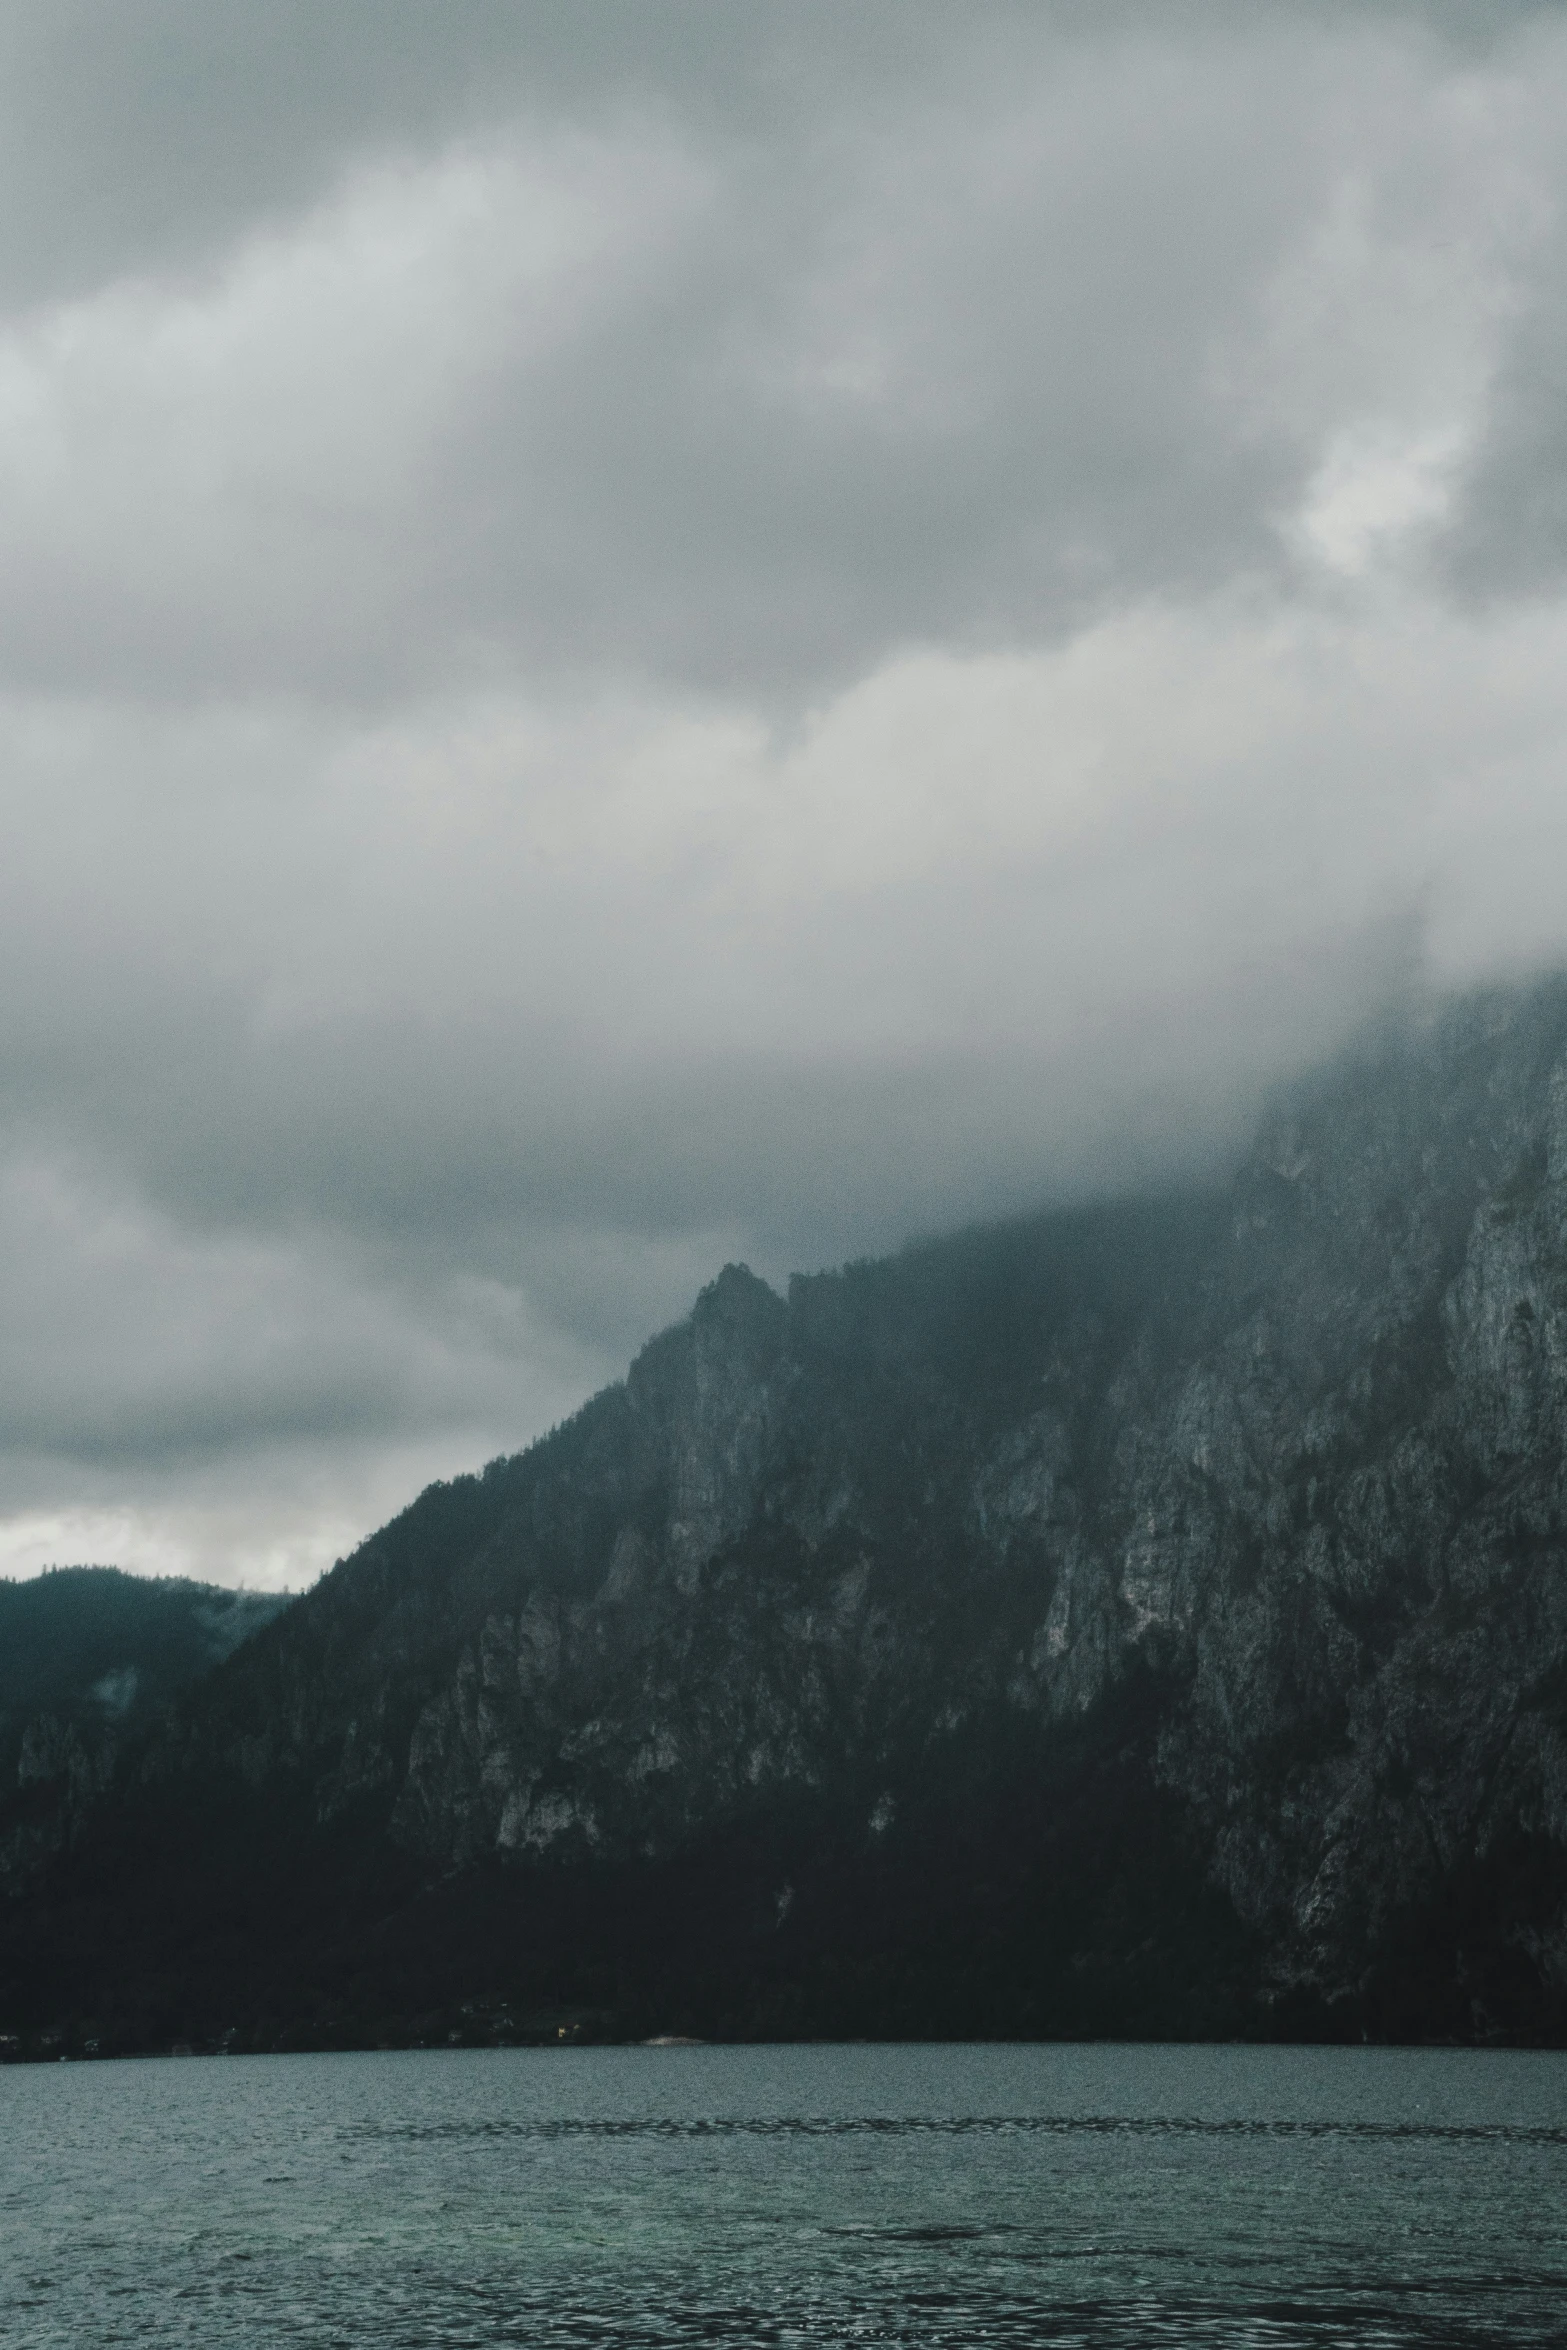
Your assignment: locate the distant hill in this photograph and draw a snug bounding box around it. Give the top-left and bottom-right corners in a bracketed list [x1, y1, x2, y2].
[5, 982, 1567, 2055]
[0, 1568, 290, 1895]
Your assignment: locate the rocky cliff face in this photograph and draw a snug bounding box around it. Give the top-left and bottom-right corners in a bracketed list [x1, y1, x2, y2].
[11, 984, 1567, 2046]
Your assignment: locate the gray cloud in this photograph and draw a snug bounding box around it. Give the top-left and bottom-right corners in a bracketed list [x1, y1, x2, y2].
[3, 2, 1567, 1583]
[0, 2, 1546, 707]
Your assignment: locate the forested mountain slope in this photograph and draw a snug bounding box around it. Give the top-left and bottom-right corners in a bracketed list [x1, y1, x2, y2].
[6, 984, 1567, 2052]
[0, 1569, 290, 1894]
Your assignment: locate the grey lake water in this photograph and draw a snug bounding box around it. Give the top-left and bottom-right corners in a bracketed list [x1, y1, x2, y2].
[3, 2044, 1565, 2348]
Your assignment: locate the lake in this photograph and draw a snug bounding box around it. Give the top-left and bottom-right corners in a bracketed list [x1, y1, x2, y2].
[3, 2043, 1564, 2346]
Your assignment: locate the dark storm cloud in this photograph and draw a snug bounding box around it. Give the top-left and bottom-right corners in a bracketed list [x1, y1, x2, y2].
[0, 0, 1535, 708]
[4, 1, 1567, 1582]
[0, 1, 1062, 310]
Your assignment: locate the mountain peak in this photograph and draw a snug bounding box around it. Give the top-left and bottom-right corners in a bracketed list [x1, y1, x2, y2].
[8, 981, 1567, 2051]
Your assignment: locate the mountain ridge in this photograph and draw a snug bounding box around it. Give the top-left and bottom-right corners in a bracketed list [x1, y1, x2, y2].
[5, 980, 1567, 2052]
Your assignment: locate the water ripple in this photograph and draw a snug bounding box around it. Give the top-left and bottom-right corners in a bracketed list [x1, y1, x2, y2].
[341, 2110, 1567, 2149]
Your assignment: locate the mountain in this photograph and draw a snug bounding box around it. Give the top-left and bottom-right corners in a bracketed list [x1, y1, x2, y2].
[5, 983, 1567, 2054]
[0, 1569, 291, 1896]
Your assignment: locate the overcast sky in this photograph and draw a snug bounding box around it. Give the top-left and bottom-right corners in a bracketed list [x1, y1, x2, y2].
[5, 0, 1567, 1587]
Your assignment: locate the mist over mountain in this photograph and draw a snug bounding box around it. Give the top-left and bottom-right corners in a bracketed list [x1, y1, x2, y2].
[4, 980, 1567, 2054]
[12, 3, 1567, 1590]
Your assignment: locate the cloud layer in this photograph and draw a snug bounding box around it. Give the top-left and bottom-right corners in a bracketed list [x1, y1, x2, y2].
[5, 1, 1567, 1583]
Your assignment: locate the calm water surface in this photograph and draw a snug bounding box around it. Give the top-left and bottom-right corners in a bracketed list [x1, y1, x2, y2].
[3, 2043, 1565, 2346]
